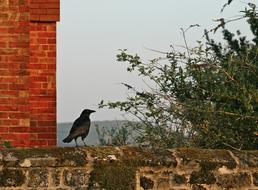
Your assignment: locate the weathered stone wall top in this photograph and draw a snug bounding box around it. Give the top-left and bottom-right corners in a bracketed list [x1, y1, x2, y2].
[0, 147, 257, 190]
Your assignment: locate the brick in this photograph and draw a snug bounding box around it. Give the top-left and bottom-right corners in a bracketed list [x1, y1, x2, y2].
[19, 119, 30, 127]
[9, 112, 29, 119]
[9, 0, 27, 6]
[30, 8, 47, 15]
[47, 126, 56, 132]
[12, 141, 30, 147]
[0, 27, 9, 33]
[0, 84, 9, 89]
[41, 45, 49, 50]
[46, 24, 56, 31]
[38, 133, 56, 139]
[18, 21, 29, 27]
[29, 57, 39, 63]
[0, 105, 18, 111]
[0, 133, 30, 141]
[47, 140, 56, 146]
[30, 120, 38, 127]
[0, 112, 9, 118]
[47, 38, 56, 44]
[37, 38, 48, 44]
[0, 119, 19, 125]
[30, 3, 39, 9]
[18, 91, 29, 98]
[46, 9, 59, 15]
[30, 76, 47, 82]
[8, 26, 29, 34]
[9, 56, 29, 62]
[47, 51, 56, 57]
[0, 127, 9, 132]
[39, 3, 59, 9]
[29, 82, 42, 89]
[36, 114, 56, 121]
[48, 44, 56, 50]
[29, 64, 47, 69]
[9, 41, 28, 48]
[47, 64, 56, 69]
[0, 90, 19, 96]
[9, 84, 27, 90]
[38, 32, 56, 38]
[32, 127, 48, 133]
[38, 120, 56, 126]
[0, 41, 7, 47]
[29, 140, 48, 146]
[9, 127, 30, 133]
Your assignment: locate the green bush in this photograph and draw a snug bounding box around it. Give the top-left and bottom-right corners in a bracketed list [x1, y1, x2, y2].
[100, 2, 258, 150]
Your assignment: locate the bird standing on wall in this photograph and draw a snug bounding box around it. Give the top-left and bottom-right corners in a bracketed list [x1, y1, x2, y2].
[63, 109, 95, 147]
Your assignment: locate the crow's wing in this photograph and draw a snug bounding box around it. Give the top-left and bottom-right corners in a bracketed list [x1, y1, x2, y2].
[69, 116, 85, 134]
[67, 126, 89, 140]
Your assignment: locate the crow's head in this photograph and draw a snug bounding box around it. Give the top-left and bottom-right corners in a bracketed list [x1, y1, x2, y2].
[81, 109, 96, 116]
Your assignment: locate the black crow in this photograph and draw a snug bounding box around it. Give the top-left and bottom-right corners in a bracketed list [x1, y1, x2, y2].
[63, 109, 95, 147]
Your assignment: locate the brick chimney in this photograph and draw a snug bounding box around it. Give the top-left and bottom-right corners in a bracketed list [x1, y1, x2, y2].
[0, 0, 60, 147]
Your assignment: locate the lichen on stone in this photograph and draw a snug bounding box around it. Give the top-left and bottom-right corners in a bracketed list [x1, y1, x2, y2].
[189, 165, 216, 184]
[10, 147, 88, 167]
[175, 148, 237, 169]
[253, 172, 258, 186]
[63, 169, 89, 187]
[51, 168, 62, 187]
[232, 150, 258, 167]
[88, 160, 137, 190]
[216, 172, 251, 189]
[172, 173, 187, 184]
[140, 176, 154, 189]
[0, 169, 25, 187]
[28, 168, 49, 188]
[191, 184, 207, 190]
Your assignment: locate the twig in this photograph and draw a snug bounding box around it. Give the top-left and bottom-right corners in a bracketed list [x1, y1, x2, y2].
[180, 28, 191, 58]
[222, 142, 242, 151]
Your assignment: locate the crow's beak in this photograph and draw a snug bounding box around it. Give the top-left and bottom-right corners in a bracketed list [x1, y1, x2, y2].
[90, 110, 96, 113]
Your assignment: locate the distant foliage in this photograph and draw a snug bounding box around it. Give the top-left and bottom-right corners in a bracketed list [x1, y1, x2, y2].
[96, 122, 132, 146]
[100, 2, 258, 150]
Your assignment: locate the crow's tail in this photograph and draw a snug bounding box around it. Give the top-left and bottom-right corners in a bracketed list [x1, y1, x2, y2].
[63, 135, 73, 143]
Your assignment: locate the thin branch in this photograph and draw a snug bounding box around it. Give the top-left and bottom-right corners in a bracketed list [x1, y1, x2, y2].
[180, 28, 191, 58]
[205, 16, 245, 35]
[222, 142, 242, 151]
[144, 46, 168, 54]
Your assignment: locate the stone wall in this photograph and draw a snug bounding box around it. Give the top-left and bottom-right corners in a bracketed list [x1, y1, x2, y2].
[0, 147, 257, 190]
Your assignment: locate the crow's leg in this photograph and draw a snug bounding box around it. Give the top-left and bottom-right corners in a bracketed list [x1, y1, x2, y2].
[75, 138, 78, 147]
[82, 137, 87, 146]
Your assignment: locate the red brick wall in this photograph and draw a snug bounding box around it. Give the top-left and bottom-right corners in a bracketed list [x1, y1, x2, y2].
[29, 22, 57, 147]
[30, 0, 60, 22]
[0, 0, 60, 147]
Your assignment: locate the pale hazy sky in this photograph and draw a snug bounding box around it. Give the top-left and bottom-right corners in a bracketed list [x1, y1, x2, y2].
[57, 0, 256, 122]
